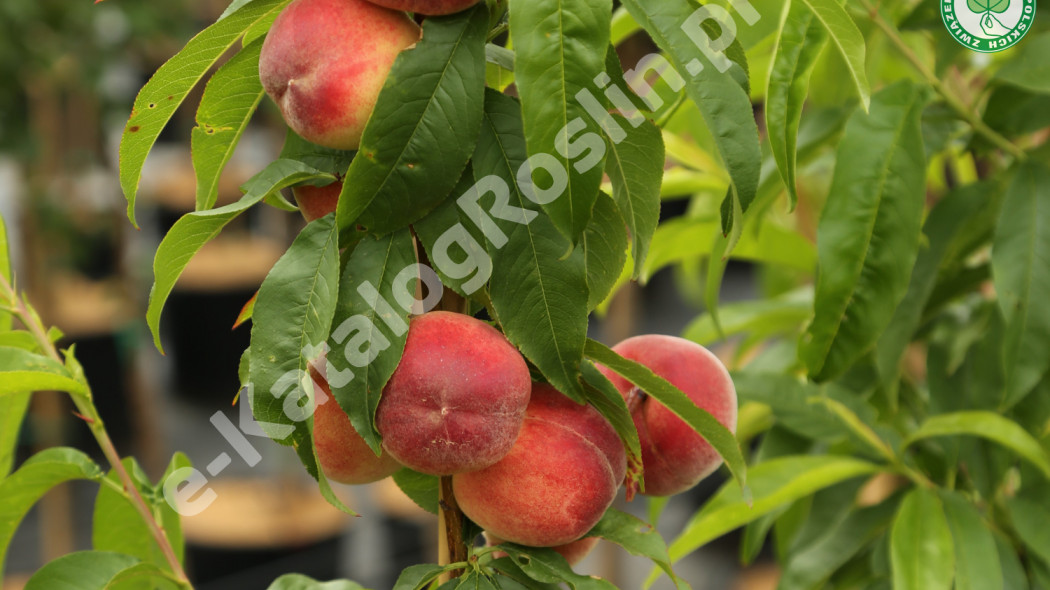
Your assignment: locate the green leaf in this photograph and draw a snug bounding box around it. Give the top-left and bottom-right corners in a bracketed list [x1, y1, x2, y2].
[604, 117, 663, 276]
[93, 457, 185, 574]
[940, 490, 1002, 590]
[104, 562, 184, 590]
[191, 36, 266, 211]
[992, 162, 1050, 408]
[278, 129, 356, 176]
[119, 0, 290, 226]
[391, 469, 439, 515]
[589, 509, 689, 589]
[810, 397, 895, 462]
[266, 574, 370, 590]
[337, 6, 488, 236]
[412, 167, 485, 300]
[392, 564, 448, 590]
[326, 228, 416, 454]
[683, 288, 812, 346]
[991, 32, 1050, 92]
[580, 193, 628, 311]
[660, 455, 880, 580]
[509, 0, 611, 244]
[903, 411, 1050, 477]
[24, 551, 141, 590]
[796, 0, 870, 111]
[890, 488, 955, 590]
[1007, 496, 1050, 565]
[621, 0, 761, 214]
[876, 182, 989, 388]
[0, 392, 30, 479]
[147, 159, 335, 352]
[0, 346, 88, 397]
[0, 448, 103, 579]
[472, 90, 589, 401]
[779, 493, 900, 590]
[499, 544, 617, 589]
[248, 216, 340, 449]
[800, 81, 927, 381]
[578, 361, 643, 489]
[584, 339, 747, 495]
[766, 0, 827, 208]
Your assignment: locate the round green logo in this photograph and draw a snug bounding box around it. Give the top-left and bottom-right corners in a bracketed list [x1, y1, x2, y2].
[943, 0, 1036, 52]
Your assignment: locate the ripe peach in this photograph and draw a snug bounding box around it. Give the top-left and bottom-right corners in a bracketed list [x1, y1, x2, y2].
[311, 371, 402, 484]
[486, 533, 600, 566]
[259, 0, 420, 150]
[363, 0, 481, 15]
[453, 384, 626, 547]
[598, 335, 737, 496]
[293, 181, 342, 222]
[375, 312, 531, 475]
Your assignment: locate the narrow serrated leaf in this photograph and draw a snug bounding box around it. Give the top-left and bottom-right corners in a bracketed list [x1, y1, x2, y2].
[891, 488, 955, 590]
[801, 82, 927, 381]
[940, 490, 1002, 590]
[147, 159, 334, 352]
[796, 0, 870, 111]
[992, 162, 1050, 408]
[25, 551, 141, 590]
[0, 448, 103, 580]
[580, 193, 628, 311]
[766, 0, 827, 208]
[509, 0, 611, 245]
[0, 347, 88, 397]
[621, 0, 761, 213]
[903, 411, 1050, 477]
[191, 36, 266, 211]
[471, 91, 589, 401]
[337, 6, 488, 236]
[119, 0, 291, 226]
[325, 229, 416, 454]
[605, 117, 663, 276]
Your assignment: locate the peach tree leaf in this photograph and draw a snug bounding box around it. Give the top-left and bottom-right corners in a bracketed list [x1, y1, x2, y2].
[767, 0, 828, 209]
[994, 33, 1050, 94]
[649, 456, 881, 587]
[337, 5, 488, 237]
[24, 551, 141, 590]
[620, 0, 760, 216]
[589, 509, 688, 590]
[325, 229, 416, 455]
[604, 116, 663, 278]
[903, 411, 1050, 478]
[498, 544, 617, 590]
[248, 215, 339, 451]
[0, 448, 104, 580]
[796, 0, 870, 111]
[509, 0, 611, 246]
[890, 488, 955, 590]
[992, 162, 1050, 408]
[800, 82, 927, 382]
[119, 0, 291, 227]
[266, 574, 370, 590]
[191, 36, 266, 211]
[0, 346, 89, 398]
[579, 193, 628, 311]
[147, 159, 334, 353]
[940, 490, 1002, 590]
[472, 91, 589, 403]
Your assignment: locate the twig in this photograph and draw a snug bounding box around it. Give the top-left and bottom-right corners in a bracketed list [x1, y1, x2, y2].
[859, 0, 1027, 161]
[0, 274, 191, 586]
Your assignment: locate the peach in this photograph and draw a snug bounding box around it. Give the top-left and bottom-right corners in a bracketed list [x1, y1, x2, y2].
[259, 0, 420, 150]
[293, 181, 342, 222]
[363, 0, 481, 15]
[375, 312, 531, 475]
[598, 335, 737, 496]
[453, 384, 626, 547]
[311, 371, 402, 484]
[486, 533, 600, 566]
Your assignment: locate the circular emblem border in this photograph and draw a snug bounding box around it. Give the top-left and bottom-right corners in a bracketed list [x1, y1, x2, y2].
[942, 0, 1036, 53]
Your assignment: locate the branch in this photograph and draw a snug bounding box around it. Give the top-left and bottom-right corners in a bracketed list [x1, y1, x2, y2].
[0, 274, 191, 586]
[859, 0, 1027, 161]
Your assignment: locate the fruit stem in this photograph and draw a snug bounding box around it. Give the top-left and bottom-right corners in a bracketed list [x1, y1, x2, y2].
[859, 0, 1027, 162]
[0, 274, 191, 587]
[438, 475, 467, 582]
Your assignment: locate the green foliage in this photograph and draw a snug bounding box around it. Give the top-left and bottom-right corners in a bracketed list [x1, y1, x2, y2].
[82, 0, 1050, 587]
